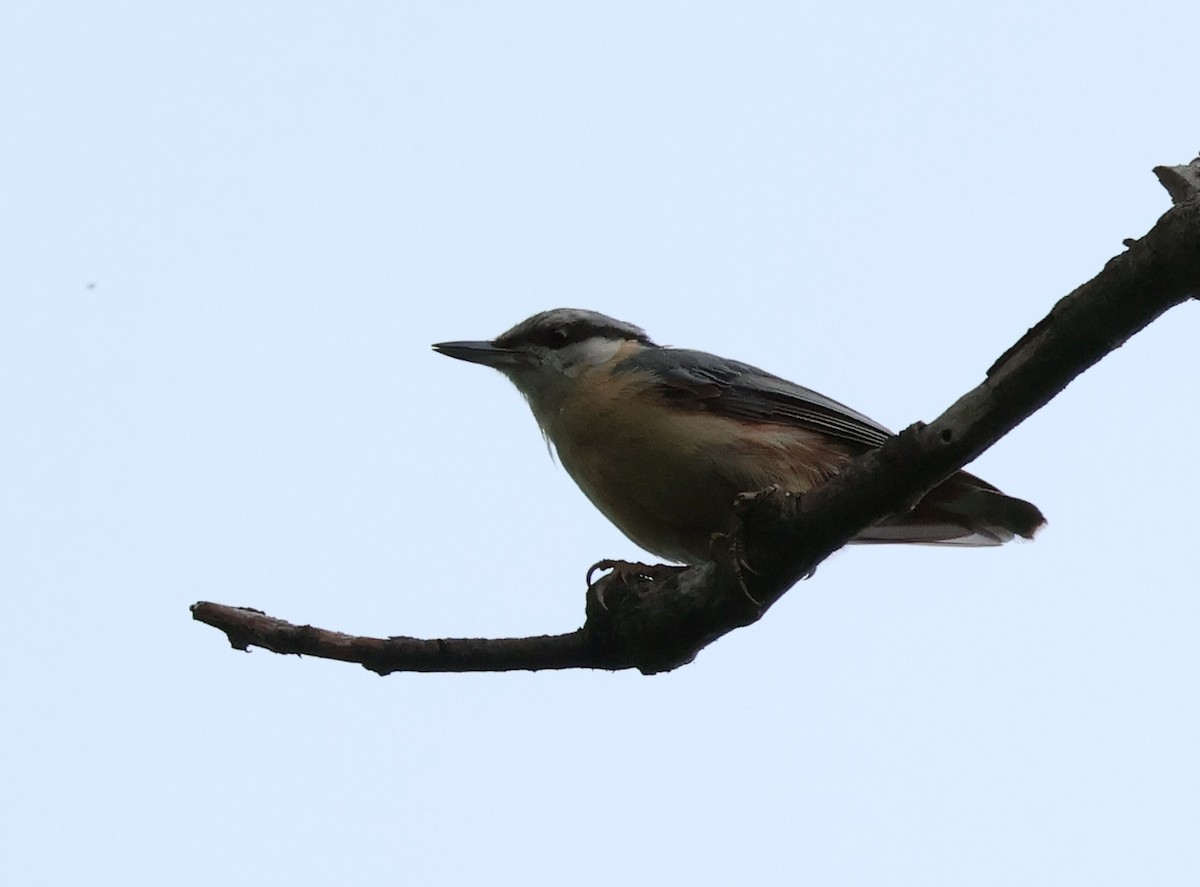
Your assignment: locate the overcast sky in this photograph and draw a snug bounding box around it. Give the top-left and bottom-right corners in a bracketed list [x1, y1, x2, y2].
[4, 2, 1199, 884]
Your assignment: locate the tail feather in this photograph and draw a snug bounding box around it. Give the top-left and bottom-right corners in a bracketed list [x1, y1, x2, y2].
[851, 470, 1046, 547]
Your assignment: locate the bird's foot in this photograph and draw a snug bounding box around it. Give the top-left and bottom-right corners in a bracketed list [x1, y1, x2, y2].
[710, 532, 766, 609]
[586, 560, 685, 610]
[586, 559, 684, 587]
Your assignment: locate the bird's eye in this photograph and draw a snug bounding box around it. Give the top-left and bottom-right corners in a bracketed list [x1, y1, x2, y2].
[525, 324, 576, 349]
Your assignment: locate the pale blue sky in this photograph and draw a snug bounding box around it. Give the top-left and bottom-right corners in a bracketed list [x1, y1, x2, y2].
[4, 2, 1199, 884]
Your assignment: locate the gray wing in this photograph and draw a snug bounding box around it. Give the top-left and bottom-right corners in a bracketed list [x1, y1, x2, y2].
[618, 347, 893, 450]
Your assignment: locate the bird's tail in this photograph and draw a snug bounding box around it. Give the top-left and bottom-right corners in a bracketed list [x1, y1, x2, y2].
[851, 470, 1046, 547]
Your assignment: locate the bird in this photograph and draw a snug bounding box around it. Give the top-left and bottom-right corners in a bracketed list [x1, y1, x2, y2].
[433, 308, 1045, 565]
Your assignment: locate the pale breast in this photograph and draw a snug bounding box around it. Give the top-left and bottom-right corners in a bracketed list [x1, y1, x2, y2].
[532, 362, 853, 562]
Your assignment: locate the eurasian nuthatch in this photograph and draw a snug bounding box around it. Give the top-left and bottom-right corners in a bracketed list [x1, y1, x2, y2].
[434, 308, 1044, 564]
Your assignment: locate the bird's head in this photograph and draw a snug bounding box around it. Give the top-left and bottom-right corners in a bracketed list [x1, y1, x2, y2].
[433, 308, 654, 407]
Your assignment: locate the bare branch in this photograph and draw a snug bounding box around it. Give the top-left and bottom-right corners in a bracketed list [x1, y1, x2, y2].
[192, 155, 1200, 675]
[190, 602, 599, 673]
[1154, 156, 1200, 205]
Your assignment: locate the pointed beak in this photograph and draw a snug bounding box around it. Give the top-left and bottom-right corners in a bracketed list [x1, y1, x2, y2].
[432, 339, 525, 370]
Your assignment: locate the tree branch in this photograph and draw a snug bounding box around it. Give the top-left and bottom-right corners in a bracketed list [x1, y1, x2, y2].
[193, 155, 1200, 675]
[189, 603, 598, 673]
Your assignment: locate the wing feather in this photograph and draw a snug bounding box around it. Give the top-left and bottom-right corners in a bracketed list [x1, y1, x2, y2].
[618, 348, 892, 450]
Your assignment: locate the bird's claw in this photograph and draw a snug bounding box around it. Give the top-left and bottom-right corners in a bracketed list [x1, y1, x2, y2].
[586, 559, 684, 610]
[710, 530, 766, 609]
